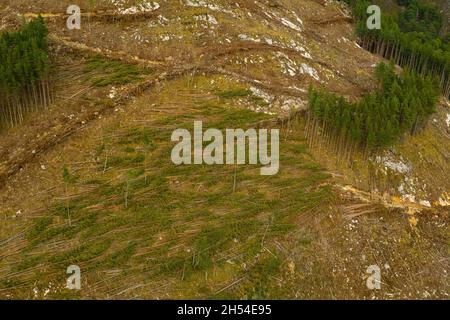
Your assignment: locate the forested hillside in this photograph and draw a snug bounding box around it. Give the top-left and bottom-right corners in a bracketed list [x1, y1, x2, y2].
[0, 16, 51, 127]
[341, 0, 450, 98]
[307, 62, 440, 155]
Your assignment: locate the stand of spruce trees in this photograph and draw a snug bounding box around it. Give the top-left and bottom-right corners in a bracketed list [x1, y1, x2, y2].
[305, 62, 440, 158]
[0, 16, 51, 127]
[340, 0, 450, 99]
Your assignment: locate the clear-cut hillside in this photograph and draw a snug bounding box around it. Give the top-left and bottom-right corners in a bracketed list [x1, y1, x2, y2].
[0, 0, 448, 299]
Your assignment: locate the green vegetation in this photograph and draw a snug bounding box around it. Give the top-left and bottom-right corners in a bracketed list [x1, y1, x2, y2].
[341, 0, 450, 98]
[0, 78, 332, 299]
[216, 88, 251, 99]
[0, 16, 50, 127]
[84, 56, 151, 87]
[306, 62, 439, 152]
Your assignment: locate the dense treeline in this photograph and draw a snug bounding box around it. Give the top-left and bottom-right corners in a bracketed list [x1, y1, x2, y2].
[340, 0, 450, 99]
[305, 62, 440, 156]
[0, 16, 51, 127]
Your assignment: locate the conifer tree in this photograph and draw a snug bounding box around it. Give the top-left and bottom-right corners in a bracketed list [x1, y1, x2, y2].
[306, 62, 440, 154]
[340, 0, 449, 99]
[0, 16, 50, 127]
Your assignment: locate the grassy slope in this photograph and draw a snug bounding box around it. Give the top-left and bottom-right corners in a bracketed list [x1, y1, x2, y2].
[1, 69, 448, 300]
[0, 74, 333, 299]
